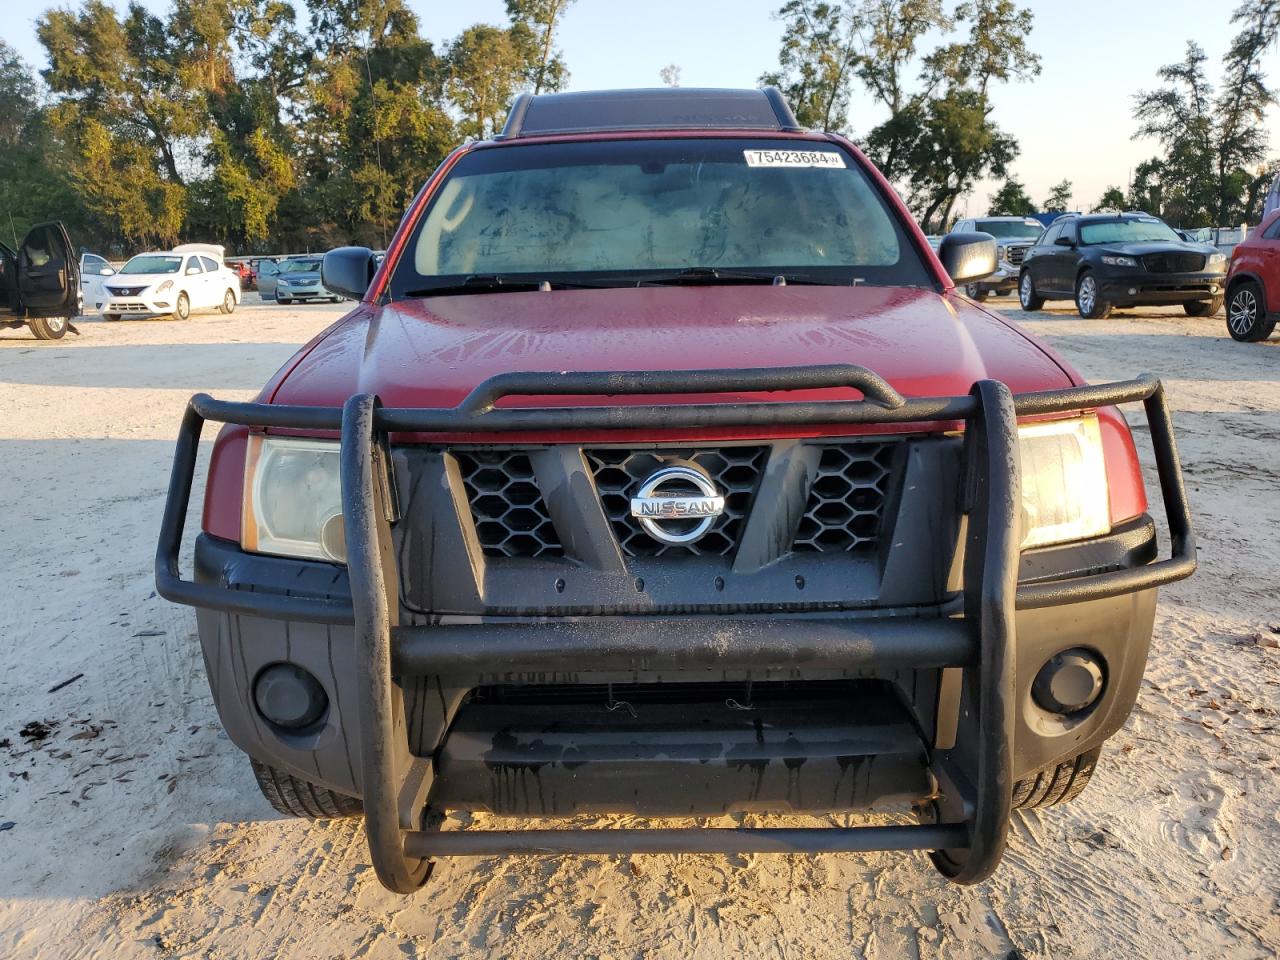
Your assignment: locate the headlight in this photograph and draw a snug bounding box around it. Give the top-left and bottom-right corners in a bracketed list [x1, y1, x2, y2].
[1100, 255, 1137, 267]
[156, 280, 173, 293]
[243, 436, 346, 563]
[1207, 252, 1226, 270]
[1018, 416, 1110, 548]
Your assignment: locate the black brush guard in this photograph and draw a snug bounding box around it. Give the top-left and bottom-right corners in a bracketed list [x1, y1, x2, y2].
[155, 364, 1195, 893]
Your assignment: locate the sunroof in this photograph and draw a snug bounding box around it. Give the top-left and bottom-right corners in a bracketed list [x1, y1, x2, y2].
[500, 88, 802, 139]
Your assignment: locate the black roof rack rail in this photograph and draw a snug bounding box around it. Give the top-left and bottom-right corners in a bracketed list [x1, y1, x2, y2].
[497, 87, 804, 140]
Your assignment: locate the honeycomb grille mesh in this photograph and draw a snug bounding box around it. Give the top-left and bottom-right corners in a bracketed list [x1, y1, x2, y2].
[587, 448, 767, 557]
[455, 451, 563, 558]
[792, 443, 898, 553]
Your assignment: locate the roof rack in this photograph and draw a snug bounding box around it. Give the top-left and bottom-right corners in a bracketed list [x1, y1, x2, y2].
[498, 87, 803, 140]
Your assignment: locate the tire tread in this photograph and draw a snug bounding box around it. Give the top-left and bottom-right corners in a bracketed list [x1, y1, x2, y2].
[1012, 748, 1101, 809]
[250, 758, 362, 819]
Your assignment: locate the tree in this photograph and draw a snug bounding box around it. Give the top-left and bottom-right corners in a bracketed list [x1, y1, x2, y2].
[445, 25, 529, 140]
[1214, 0, 1280, 222]
[1130, 5, 1279, 227]
[0, 41, 102, 249]
[759, 1, 861, 132]
[660, 64, 681, 87]
[1042, 179, 1073, 213]
[762, 1, 1040, 228]
[506, 0, 576, 94]
[1093, 186, 1127, 213]
[988, 178, 1036, 216]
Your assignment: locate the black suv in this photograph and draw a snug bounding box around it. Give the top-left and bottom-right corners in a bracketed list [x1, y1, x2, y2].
[1018, 212, 1227, 319]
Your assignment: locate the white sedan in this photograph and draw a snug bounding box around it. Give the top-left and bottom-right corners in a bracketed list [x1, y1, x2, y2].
[101, 243, 241, 321]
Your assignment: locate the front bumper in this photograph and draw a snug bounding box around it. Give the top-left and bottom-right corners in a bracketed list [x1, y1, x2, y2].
[100, 294, 173, 316]
[156, 366, 1196, 892]
[1099, 270, 1225, 304]
[971, 261, 1022, 293]
[276, 283, 329, 299]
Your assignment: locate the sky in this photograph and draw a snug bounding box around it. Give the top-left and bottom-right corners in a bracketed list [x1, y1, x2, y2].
[6, 0, 1278, 219]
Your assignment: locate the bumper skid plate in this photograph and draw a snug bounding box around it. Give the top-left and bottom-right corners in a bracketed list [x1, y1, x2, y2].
[155, 363, 1195, 893]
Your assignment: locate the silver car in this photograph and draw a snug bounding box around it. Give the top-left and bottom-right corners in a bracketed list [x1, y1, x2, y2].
[273, 257, 341, 304]
[948, 217, 1045, 300]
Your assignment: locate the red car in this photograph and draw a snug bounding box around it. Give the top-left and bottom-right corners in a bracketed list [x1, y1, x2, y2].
[1224, 208, 1280, 341]
[156, 88, 1195, 893]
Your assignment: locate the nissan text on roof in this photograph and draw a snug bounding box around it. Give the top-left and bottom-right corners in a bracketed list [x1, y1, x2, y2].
[156, 88, 1196, 893]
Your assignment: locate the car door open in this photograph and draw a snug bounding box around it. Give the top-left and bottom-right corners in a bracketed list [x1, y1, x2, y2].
[17, 222, 78, 316]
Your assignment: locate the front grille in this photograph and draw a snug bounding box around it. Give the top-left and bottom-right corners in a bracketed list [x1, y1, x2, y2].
[793, 442, 898, 553]
[455, 451, 563, 558]
[588, 447, 767, 557]
[106, 287, 145, 297]
[1141, 252, 1205, 273]
[1006, 245, 1027, 265]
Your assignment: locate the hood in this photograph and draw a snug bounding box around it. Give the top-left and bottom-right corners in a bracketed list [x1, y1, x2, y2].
[107, 273, 175, 287]
[279, 270, 322, 282]
[270, 285, 1076, 440]
[1095, 241, 1216, 258]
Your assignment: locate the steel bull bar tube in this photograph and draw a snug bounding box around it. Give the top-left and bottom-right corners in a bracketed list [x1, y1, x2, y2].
[152, 365, 1197, 892]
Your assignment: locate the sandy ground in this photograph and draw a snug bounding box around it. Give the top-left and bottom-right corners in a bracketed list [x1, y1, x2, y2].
[1, 294, 1277, 959]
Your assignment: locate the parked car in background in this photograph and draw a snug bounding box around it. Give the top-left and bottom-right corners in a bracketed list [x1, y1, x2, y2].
[79, 251, 115, 313]
[274, 256, 341, 304]
[1019, 212, 1227, 319]
[101, 243, 241, 321]
[227, 259, 254, 290]
[1223, 208, 1280, 342]
[0, 220, 79, 340]
[949, 216, 1043, 300]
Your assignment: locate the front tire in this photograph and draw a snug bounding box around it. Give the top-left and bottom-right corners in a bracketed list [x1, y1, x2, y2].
[1012, 748, 1100, 808]
[1226, 281, 1275, 342]
[1075, 271, 1111, 319]
[278, 296, 292, 305]
[29, 316, 69, 340]
[219, 289, 237, 315]
[250, 759, 363, 819]
[965, 283, 990, 302]
[174, 292, 190, 321]
[1183, 296, 1223, 317]
[104, 313, 121, 322]
[1019, 271, 1045, 311]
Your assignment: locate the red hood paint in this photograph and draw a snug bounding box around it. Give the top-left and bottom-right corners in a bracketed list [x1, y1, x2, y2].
[268, 284, 1077, 442]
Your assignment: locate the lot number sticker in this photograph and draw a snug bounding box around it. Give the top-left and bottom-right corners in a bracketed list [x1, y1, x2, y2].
[743, 150, 846, 169]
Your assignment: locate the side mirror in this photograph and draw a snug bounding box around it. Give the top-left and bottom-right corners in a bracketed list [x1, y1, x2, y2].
[1054, 236, 1074, 247]
[322, 246, 377, 301]
[186, 266, 200, 275]
[102, 266, 115, 276]
[937, 232, 998, 285]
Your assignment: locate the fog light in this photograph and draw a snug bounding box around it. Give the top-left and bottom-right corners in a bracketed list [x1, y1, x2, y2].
[253, 663, 328, 730]
[1032, 648, 1104, 714]
[1128, 287, 1138, 296]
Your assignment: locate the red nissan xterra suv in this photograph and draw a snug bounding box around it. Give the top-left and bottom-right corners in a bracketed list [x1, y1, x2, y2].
[157, 89, 1196, 893]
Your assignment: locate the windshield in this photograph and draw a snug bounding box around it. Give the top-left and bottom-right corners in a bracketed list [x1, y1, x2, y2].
[390, 138, 932, 296]
[120, 255, 181, 275]
[975, 219, 1042, 239]
[282, 259, 322, 273]
[1080, 218, 1180, 245]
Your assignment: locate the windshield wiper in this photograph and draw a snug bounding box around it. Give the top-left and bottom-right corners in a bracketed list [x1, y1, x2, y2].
[634, 267, 841, 287]
[403, 275, 608, 297]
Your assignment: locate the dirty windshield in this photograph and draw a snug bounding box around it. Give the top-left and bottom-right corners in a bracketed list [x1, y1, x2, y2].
[390, 138, 932, 296]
